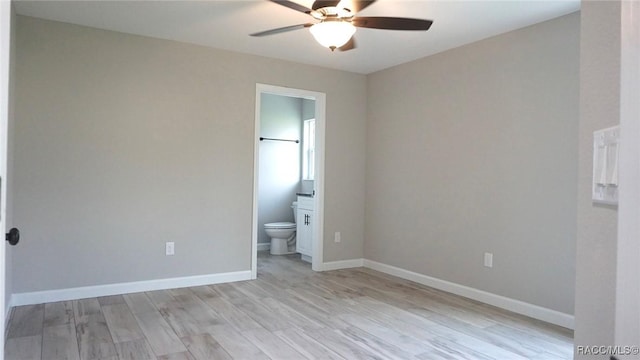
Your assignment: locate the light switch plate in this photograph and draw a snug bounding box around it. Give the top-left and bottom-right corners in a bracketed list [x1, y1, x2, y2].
[593, 125, 619, 205]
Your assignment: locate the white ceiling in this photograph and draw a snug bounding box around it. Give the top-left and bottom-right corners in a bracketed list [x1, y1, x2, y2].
[14, 0, 580, 74]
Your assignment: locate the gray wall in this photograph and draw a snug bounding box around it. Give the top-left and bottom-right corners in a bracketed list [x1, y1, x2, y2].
[365, 13, 579, 314]
[573, 1, 621, 356]
[257, 94, 301, 246]
[12, 16, 366, 293]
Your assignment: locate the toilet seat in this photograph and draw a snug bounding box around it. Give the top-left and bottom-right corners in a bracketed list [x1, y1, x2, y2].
[264, 222, 296, 229]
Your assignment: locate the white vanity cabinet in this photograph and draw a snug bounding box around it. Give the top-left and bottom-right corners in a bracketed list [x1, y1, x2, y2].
[296, 196, 314, 258]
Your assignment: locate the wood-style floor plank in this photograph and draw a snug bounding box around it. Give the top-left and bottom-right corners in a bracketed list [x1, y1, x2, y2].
[42, 323, 80, 360]
[123, 292, 157, 314]
[74, 313, 118, 360]
[337, 313, 432, 355]
[113, 338, 156, 360]
[101, 303, 145, 343]
[181, 333, 232, 360]
[156, 352, 196, 360]
[5, 335, 42, 360]
[338, 325, 416, 360]
[73, 299, 101, 320]
[158, 302, 217, 338]
[188, 285, 221, 300]
[134, 310, 186, 356]
[7, 304, 44, 339]
[304, 328, 386, 360]
[228, 297, 292, 332]
[207, 325, 270, 360]
[145, 290, 177, 310]
[198, 296, 262, 333]
[98, 295, 126, 306]
[44, 301, 74, 327]
[5, 252, 573, 360]
[275, 328, 345, 360]
[240, 328, 305, 359]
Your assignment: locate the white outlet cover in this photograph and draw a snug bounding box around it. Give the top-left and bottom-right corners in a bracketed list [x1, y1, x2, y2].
[484, 253, 493, 268]
[166, 242, 175, 256]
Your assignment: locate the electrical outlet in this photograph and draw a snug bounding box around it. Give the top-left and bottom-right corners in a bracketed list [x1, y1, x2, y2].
[166, 242, 175, 256]
[484, 252, 493, 268]
[334, 232, 341, 243]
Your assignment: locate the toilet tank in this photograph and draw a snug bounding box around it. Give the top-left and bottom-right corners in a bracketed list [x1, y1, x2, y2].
[292, 201, 298, 223]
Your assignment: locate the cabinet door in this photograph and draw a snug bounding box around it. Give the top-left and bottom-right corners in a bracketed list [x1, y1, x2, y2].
[296, 209, 313, 256]
[296, 209, 306, 254]
[303, 210, 313, 256]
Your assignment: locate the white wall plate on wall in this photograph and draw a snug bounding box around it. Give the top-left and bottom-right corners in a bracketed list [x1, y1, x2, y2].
[592, 125, 619, 205]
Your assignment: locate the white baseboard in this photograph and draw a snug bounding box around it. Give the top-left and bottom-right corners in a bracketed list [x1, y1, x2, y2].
[8, 258, 575, 329]
[11, 270, 252, 307]
[322, 258, 364, 271]
[257, 243, 270, 252]
[363, 259, 575, 330]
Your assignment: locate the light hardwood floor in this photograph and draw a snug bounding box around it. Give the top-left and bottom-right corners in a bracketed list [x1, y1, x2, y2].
[5, 253, 573, 359]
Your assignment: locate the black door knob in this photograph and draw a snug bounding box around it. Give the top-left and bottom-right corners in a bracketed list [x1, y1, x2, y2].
[5, 228, 19, 246]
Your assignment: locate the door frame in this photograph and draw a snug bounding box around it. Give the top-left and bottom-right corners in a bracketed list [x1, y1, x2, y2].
[251, 83, 326, 277]
[0, 0, 12, 355]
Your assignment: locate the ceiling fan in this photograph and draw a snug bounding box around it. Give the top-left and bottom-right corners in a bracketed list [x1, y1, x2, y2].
[250, 0, 433, 51]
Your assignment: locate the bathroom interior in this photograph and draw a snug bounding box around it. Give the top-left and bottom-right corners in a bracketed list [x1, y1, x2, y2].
[258, 93, 316, 267]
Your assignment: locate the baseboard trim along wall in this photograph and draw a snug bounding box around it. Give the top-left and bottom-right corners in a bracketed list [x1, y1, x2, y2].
[362, 259, 575, 329]
[10, 270, 252, 307]
[10, 258, 574, 329]
[257, 243, 270, 252]
[322, 258, 364, 271]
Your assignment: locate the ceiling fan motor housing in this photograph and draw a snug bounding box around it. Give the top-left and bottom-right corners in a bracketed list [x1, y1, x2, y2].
[250, 0, 433, 51]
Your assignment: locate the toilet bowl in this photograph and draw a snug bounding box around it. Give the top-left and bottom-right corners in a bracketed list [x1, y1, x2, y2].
[264, 202, 297, 255]
[264, 222, 296, 255]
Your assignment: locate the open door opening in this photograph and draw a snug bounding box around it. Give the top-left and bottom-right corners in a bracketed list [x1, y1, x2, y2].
[251, 84, 326, 278]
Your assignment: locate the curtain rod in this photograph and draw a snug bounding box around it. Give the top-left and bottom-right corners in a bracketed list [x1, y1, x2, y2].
[260, 137, 300, 144]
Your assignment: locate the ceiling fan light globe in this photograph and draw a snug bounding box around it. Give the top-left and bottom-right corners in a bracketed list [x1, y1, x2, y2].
[310, 21, 356, 49]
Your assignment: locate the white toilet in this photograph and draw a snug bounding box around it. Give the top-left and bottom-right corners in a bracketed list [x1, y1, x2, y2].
[264, 202, 298, 255]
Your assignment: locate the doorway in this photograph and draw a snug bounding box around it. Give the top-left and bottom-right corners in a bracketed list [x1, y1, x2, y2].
[251, 84, 326, 278]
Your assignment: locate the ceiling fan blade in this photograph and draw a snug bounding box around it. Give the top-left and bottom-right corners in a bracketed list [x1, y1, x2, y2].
[312, 0, 341, 11]
[338, 36, 356, 51]
[250, 23, 313, 37]
[352, 17, 433, 31]
[268, 0, 312, 14]
[347, 0, 376, 13]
